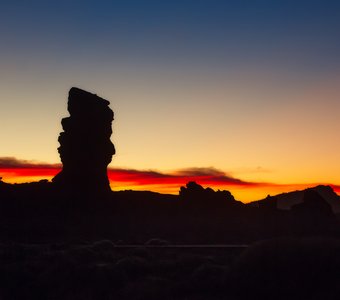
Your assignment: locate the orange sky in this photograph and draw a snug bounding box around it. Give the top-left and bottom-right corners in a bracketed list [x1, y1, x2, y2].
[1, 2, 340, 201]
[1, 157, 339, 202]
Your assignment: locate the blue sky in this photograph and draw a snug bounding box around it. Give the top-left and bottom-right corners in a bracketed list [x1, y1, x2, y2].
[1, 0, 340, 72]
[1, 0, 340, 200]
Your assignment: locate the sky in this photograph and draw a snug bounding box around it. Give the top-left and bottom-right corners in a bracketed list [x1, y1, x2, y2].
[1, 0, 340, 201]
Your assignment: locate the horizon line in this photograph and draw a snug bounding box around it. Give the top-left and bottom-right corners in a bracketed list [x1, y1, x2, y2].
[1, 156, 339, 202]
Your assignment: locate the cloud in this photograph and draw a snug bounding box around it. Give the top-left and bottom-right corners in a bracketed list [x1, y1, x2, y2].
[173, 167, 226, 177]
[0, 157, 256, 187]
[231, 166, 273, 175]
[0, 157, 61, 179]
[0, 157, 61, 169]
[108, 166, 257, 187]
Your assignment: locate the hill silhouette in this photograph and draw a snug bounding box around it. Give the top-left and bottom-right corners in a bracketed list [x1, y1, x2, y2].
[0, 178, 339, 244]
[1, 87, 340, 299]
[253, 185, 340, 213]
[0, 87, 340, 243]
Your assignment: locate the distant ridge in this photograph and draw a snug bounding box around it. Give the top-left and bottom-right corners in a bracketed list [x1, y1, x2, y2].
[251, 185, 340, 213]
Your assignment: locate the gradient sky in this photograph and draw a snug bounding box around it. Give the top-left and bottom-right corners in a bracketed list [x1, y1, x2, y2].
[1, 0, 340, 201]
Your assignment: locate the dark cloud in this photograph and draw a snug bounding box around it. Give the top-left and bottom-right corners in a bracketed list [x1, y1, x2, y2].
[108, 166, 256, 187]
[109, 168, 171, 179]
[0, 157, 61, 169]
[173, 167, 226, 177]
[0, 157, 274, 187]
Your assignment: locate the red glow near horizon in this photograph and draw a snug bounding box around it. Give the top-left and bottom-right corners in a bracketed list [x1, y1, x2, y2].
[1, 161, 339, 199]
[330, 184, 340, 194]
[1, 166, 256, 188]
[107, 169, 259, 187]
[0, 168, 60, 177]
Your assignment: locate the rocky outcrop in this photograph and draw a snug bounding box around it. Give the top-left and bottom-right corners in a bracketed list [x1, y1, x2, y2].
[179, 181, 241, 207]
[253, 185, 340, 213]
[53, 87, 115, 193]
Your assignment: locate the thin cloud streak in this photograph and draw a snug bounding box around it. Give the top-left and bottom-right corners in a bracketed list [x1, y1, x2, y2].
[0, 157, 61, 169]
[107, 167, 259, 187]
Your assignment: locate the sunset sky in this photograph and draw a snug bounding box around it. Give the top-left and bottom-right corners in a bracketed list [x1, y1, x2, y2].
[1, 0, 340, 201]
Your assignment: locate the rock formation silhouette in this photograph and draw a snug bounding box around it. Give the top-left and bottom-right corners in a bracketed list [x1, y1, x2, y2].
[292, 189, 334, 217]
[52, 87, 115, 193]
[179, 181, 240, 206]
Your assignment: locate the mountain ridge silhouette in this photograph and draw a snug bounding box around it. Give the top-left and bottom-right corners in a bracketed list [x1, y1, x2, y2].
[252, 185, 340, 213]
[0, 87, 339, 244]
[1, 87, 340, 298]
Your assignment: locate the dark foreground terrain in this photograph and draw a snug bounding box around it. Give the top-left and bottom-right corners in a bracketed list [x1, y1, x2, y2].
[1, 180, 340, 244]
[1, 180, 340, 299]
[1, 237, 340, 300]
